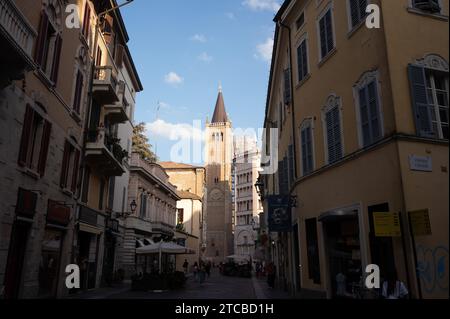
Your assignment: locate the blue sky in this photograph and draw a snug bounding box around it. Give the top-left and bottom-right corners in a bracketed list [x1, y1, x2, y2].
[121, 0, 281, 163]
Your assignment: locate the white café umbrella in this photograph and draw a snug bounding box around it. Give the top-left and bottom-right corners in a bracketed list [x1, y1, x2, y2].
[136, 241, 195, 274]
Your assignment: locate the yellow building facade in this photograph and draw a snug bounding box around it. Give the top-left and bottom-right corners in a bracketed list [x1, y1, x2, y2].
[263, 0, 448, 299]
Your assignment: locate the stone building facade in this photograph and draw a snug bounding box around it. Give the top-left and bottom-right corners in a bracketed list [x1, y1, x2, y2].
[117, 153, 179, 279]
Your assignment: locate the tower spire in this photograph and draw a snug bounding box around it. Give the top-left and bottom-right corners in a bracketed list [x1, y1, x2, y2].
[211, 84, 228, 123]
[218, 82, 222, 93]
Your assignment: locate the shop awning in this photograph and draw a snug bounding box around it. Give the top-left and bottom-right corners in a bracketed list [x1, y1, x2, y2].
[136, 241, 195, 255]
[318, 210, 358, 223]
[79, 222, 103, 235]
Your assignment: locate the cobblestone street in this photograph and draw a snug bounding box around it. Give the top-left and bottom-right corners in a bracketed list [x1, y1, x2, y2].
[68, 269, 293, 300]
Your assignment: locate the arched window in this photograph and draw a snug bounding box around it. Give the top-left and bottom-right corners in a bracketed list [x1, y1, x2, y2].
[35, 0, 63, 83]
[353, 70, 384, 148]
[71, 46, 88, 116]
[409, 54, 449, 140]
[322, 94, 344, 164]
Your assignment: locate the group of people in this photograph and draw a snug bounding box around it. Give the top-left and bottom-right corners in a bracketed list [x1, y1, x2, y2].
[182, 259, 212, 284]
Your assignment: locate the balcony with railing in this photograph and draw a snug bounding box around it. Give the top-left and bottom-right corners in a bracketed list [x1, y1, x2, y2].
[103, 81, 129, 124]
[93, 65, 119, 105]
[0, 0, 36, 87]
[85, 127, 126, 176]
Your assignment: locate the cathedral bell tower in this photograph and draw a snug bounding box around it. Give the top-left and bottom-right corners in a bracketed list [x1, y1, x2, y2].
[204, 84, 233, 262]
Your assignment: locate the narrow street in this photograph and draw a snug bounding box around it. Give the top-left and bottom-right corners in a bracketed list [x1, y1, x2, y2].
[69, 269, 292, 300]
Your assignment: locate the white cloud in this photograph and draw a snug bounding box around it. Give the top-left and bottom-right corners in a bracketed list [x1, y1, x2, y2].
[146, 119, 205, 142]
[243, 0, 281, 12]
[225, 12, 236, 20]
[255, 37, 274, 63]
[158, 102, 170, 109]
[198, 52, 213, 63]
[164, 72, 184, 86]
[190, 34, 207, 43]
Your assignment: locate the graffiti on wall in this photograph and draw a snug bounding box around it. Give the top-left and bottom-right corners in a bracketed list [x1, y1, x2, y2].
[416, 245, 449, 294]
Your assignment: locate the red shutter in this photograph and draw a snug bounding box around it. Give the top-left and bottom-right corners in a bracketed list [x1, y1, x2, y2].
[71, 149, 80, 193]
[82, 3, 91, 39]
[73, 70, 83, 113]
[60, 141, 70, 188]
[37, 120, 52, 177]
[18, 105, 34, 167]
[34, 11, 49, 65]
[50, 34, 63, 84]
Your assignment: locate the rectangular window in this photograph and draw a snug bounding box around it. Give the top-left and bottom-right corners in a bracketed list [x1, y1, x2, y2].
[140, 193, 147, 218]
[296, 12, 305, 30]
[325, 107, 343, 163]
[297, 39, 308, 83]
[60, 141, 80, 193]
[73, 70, 84, 114]
[408, 65, 449, 139]
[349, 0, 368, 29]
[34, 11, 62, 84]
[99, 179, 105, 210]
[284, 68, 292, 105]
[18, 105, 52, 177]
[81, 167, 90, 203]
[82, 2, 91, 39]
[358, 81, 382, 146]
[177, 209, 184, 225]
[305, 218, 321, 284]
[412, 0, 441, 13]
[319, 9, 334, 60]
[301, 125, 314, 175]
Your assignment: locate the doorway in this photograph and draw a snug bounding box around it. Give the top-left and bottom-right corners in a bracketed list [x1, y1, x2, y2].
[78, 231, 98, 290]
[323, 216, 362, 299]
[4, 221, 30, 299]
[293, 224, 301, 292]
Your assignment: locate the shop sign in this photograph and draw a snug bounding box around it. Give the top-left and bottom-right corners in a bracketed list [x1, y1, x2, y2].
[409, 209, 432, 236]
[267, 196, 292, 233]
[409, 155, 432, 172]
[373, 212, 402, 237]
[47, 200, 71, 226]
[16, 188, 38, 218]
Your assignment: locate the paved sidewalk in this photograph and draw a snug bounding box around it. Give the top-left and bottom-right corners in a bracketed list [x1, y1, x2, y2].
[251, 276, 293, 299]
[66, 283, 131, 299]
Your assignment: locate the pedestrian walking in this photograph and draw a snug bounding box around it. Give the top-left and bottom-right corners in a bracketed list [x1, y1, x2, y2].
[266, 262, 276, 289]
[183, 259, 189, 274]
[198, 262, 206, 284]
[193, 262, 199, 282]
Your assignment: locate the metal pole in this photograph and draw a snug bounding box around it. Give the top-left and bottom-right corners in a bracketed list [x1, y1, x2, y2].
[407, 212, 423, 299]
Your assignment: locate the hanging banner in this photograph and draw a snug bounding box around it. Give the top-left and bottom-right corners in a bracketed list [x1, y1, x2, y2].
[409, 209, 432, 236]
[373, 212, 402, 237]
[268, 196, 292, 233]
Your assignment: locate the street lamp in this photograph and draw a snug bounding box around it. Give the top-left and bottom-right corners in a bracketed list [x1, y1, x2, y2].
[116, 199, 137, 219]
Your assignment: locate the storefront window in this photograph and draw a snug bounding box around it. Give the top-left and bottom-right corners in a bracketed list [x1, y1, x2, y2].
[38, 229, 63, 298]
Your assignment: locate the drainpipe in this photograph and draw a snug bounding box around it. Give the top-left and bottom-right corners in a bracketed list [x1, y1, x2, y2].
[278, 20, 298, 181]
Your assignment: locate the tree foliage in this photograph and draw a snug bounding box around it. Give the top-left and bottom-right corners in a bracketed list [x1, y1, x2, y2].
[132, 123, 158, 163]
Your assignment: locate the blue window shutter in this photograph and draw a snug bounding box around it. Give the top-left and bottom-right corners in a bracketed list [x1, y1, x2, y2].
[368, 82, 381, 141]
[359, 87, 371, 146]
[333, 107, 343, 160]
[408, 64, 436, 138]
[306, 127, 313, 173]
[301, 129, 307, 175]
[326, 110, 335, 163]
[288, 144, 295, 185]
[325, 11, 334, 53]
[319, 17, 327, 58]
[284, 68, 291, 105]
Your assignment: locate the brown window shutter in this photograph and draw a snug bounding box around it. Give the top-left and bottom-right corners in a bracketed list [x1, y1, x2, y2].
[82, 3, 91, 39]
[73, 70, 84, 113]
[50, 34, 63, 84]
[34, 11, 49, 65]
[71, 149, 80, 193]
[37, 120, 52, 177]
[116, 44, 124, 68]
[18, 105, 34, 167]
[60, 141, 70, 188]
